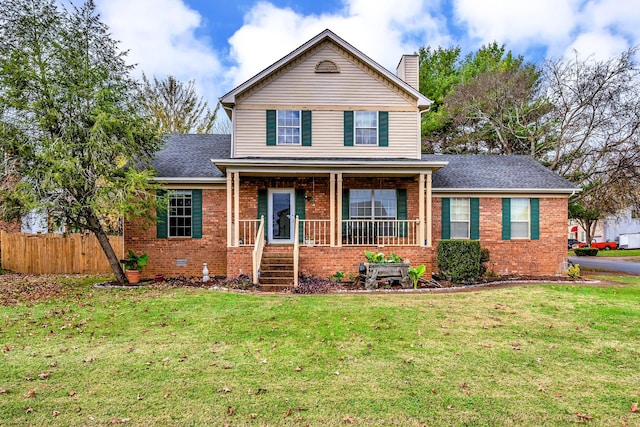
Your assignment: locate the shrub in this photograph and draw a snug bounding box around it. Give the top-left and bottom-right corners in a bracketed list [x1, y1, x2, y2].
[437, 240, 481, 284]
[479, 247, 491, 276]
[574, 247, 599, 256]
[566, 263, 580, 278]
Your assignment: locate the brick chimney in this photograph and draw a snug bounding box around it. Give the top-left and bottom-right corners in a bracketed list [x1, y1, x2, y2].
[396, 54, 419, 91]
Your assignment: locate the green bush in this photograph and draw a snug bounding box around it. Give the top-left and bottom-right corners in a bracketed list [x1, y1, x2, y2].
[574, 247, 599, 256]
[566, 263, 580, 278]
[437, 240, 482, 284]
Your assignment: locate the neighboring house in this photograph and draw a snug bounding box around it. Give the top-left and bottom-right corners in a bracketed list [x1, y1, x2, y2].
[602, 208, 640, 242]
[125, 29, 577, 286]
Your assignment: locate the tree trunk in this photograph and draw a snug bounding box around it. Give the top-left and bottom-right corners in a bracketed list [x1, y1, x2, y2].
[86, 212, 128, 284]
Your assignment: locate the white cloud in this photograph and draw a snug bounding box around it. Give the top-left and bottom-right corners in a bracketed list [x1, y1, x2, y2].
[565, 31, 630, 61]
[96, 0, 223, 105]
[453, 0, 639, 59]
[453, 0, 578, 49]
[226, 0, 450, 87]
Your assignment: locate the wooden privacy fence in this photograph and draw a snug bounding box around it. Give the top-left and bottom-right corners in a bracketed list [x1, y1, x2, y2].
[0, 231, 124, 274]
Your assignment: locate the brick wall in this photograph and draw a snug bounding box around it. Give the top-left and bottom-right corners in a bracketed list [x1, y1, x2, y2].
[299, 245, 434, 279]
[124, 189, 227, 278]
[124, 180, 569, 280]
[431, 197, 569, 276]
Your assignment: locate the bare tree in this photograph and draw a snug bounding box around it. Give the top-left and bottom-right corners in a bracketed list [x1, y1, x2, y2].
[545, 48, 640, 236]
[141, 74, 219, 134]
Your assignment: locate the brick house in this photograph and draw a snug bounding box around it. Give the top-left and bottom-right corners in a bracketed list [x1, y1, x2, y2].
[125, 29, 577, 287]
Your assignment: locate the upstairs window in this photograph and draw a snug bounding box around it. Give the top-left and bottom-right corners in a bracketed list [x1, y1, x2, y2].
[277, 110, 301, 145]
[355, 111, 378, 145]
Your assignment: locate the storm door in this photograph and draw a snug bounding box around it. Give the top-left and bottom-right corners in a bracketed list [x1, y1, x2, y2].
[268, 189, 294, 243]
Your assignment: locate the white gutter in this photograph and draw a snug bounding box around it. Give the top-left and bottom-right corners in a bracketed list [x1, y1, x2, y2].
[432, 187, 579, 195]
[151, 177, 227, 184]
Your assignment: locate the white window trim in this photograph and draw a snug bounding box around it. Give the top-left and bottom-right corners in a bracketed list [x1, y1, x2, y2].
[276, 110, 301, 145]
[349, 189, 396, 221]
[168, 190, 193, 238]
[354, 111, 378, 146]
[450, 198, 470, 240]
[510, 198, 530, 239]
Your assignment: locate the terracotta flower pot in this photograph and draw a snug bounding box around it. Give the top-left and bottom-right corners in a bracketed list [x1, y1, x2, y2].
[154, 274, 164, 283]
[125, 269, 141, 284]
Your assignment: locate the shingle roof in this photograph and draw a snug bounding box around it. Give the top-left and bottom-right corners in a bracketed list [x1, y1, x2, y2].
[424, 154, 577, 190]
[150, 136, 577, 191]
[151, 134, 230, 178]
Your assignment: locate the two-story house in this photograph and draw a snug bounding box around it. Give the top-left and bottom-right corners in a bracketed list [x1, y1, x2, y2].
[125, 29, 577, 288]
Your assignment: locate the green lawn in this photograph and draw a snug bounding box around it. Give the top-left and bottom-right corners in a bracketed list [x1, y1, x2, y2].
[595, 249, 640, 257]
[1, 275, 639, 426]
[568, 248, 640, 257]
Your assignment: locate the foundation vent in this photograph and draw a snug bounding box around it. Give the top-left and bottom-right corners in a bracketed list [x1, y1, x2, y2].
[176, 259, 188, 266]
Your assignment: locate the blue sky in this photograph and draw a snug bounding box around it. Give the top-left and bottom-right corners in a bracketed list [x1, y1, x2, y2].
[92, 0, 640, 106]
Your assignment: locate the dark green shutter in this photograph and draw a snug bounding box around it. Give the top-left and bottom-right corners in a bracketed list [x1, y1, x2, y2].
[257, 189, 267, 237]
[295, 189, 306, 242]
[191, 189, 202, 239]
[378, 111, 388, 147]
[344, 111, 354, 146]
[441, 197, 450, 240]
[342, 189, 350, 238]
[266, 110, 276, 146]
[396, 188, 407, 237]
[530, 198, 540, 240]
[470, 198, 480, 240]
[156, 190, 167, 239]
[502, 198, 511, 240]
[301, 110, 312, 146]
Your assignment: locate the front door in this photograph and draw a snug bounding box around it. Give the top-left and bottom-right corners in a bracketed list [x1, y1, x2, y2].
[268, 189, 294, 243]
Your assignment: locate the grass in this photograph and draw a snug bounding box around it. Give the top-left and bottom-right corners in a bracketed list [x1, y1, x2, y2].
[594, 249, 640, 257]
[568, 248, 640, 257]
[1, 275, 639, 426]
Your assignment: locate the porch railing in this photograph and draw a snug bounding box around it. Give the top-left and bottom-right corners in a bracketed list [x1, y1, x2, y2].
[299, 219, 331, 246]
[239, 219, 260, 246]
[252, 216, 265, 285]
[293, 215, 300, 287]
[341, 219, 419, 246]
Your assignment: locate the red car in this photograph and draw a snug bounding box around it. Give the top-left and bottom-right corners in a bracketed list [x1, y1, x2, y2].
[590, 240, 618, 250]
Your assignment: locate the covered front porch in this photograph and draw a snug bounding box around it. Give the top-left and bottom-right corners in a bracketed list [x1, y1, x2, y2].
[214, 158, 447, 287]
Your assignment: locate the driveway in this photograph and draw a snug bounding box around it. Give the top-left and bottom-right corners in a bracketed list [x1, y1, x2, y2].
[569, 256, 640, 275]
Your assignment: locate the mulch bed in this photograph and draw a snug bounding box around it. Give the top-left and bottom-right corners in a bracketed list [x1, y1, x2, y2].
[0, 272, 606, 306]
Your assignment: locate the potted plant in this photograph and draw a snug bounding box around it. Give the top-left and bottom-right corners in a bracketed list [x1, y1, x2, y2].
[120, 250, 149, 284]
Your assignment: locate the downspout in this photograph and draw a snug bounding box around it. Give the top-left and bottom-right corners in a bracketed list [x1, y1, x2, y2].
[222, 103, 234, 158]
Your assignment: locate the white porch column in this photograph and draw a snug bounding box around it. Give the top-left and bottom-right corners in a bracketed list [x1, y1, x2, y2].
[330, 173, 336, 247]
[226, 173, 233, 247]
[233, 171, 240, 247]
[426, 172, 432, 247]
[336, 172, 343, 247]
[418, 173, 425, 247]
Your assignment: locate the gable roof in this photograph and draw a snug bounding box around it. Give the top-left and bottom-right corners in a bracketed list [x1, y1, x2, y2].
[220, 29, 431, 109]
[425, 154, 578, 193]
[150, 134, 230, 182]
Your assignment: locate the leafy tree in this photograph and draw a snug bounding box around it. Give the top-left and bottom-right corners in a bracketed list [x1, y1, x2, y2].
[0, 0, 163, 284]
[568, 202, 601, 245]
[419, 42, 545, 154]
[141, 74, 219, 134]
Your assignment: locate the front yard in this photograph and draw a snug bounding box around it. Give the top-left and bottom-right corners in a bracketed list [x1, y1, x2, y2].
[1, 273, 638, 426]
